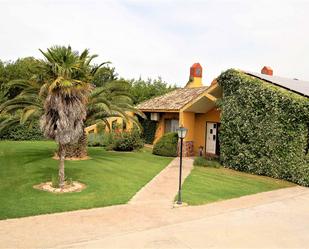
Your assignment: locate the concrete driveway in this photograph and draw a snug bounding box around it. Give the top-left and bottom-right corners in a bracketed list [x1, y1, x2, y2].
[0, 158, 308, 248]
[69, 187, 309, 249]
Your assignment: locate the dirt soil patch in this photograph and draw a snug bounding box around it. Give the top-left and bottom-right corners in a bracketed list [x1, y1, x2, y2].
[52, 154, 90, 161]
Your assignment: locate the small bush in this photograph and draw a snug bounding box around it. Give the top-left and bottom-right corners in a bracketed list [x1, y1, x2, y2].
[87, 132, 115, 148]
[88, 133, 104, 147]
[87, 133, 102, 147]
[193, 157, 221, 168]
[153, 132, 178, 157]
[113, 130, 144, 151]
[87, 130, 144, 151]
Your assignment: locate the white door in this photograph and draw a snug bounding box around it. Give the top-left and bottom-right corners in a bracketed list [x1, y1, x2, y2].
[206, 122, 217, 154]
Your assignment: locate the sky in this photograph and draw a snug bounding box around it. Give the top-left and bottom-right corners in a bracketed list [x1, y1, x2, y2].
[0, 0, 309, 87]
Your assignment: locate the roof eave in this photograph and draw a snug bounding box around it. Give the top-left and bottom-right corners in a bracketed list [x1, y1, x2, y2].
[139, 109, 180, 113]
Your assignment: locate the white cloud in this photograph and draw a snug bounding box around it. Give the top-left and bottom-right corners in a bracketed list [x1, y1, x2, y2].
[0, 0, 309, 86]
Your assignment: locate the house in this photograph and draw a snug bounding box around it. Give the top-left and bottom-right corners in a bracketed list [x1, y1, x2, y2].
[137, 63, 222, 157]
[137, 63, 309, 157]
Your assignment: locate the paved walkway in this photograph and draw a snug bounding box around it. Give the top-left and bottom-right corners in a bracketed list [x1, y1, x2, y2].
[129, 157, 194, 207]
[0, 158, 309, 248]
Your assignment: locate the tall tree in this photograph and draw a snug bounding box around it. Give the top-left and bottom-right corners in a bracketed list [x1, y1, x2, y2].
[39, 46, 94, 187]
[128, 77, 177, 104]
[92, 65, 118, 87]
[0, 57, 42, 99]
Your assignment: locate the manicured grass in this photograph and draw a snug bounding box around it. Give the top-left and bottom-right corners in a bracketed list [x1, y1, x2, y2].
[181, 165, 295, 205]
[0, 141, 172, 220]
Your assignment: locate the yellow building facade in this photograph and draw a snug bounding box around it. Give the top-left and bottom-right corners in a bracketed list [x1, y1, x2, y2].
[137, 63, 222, 157]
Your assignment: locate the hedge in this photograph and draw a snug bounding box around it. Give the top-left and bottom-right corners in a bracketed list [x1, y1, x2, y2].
[0, 121, 44, 141]
[217, 69, 309, 186]
[152, 132, 178, 157]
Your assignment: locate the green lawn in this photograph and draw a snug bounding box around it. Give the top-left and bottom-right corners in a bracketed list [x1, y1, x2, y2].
[181, 165, 295, 205]
[0, 141, 172, 220]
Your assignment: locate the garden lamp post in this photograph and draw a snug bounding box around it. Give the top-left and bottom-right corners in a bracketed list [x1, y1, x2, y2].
[176, 126, 188, 205]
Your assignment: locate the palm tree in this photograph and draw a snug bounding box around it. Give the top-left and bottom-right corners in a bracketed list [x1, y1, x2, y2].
[0, 71, 45, 134]
[56, 80, 144, 158]
[86, 80, 144, 128]
[39, 46, 94, 187]
[0, 46, 144, 163]
[0, 78, 143, 159]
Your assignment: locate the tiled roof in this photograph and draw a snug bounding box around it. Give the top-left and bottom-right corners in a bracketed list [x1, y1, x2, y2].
[137, 70, 309, 113]
[137, 87, 208, 111]
[244, 71, 309, 98]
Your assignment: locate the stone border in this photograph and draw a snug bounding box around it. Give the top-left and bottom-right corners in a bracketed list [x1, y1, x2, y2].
[33, 181, 86, 193]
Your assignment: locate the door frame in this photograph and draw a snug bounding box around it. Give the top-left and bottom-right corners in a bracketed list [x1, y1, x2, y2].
[204, 121, 220, 156]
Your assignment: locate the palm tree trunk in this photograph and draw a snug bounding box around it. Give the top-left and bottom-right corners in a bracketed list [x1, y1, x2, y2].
[57, 130, 88, 159]
[77, 129, 88, 157]
[59, 143, 65, 188]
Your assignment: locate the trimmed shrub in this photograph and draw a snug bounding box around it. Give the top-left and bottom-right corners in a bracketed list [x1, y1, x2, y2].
[153, 132, 178, 157]
[217, 69, 309, 186]
[193, 157, 221, 168]
[113, 130, 144, 151]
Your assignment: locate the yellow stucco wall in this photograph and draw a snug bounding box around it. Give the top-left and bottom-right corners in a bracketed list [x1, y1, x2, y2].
[193, 108, 221, 155]
[152, 108, 220, 154]
[179, 111, 195, 142]
[153, 112, 179, 143]
[84, 124, 98, 134]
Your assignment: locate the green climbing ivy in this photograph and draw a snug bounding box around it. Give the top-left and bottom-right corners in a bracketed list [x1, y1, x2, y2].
[139, 114, 158, 144]
[217, 69, 309, 186]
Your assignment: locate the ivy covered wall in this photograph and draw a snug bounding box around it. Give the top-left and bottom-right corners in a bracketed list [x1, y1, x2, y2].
[217, 69, 309, 186]
[138, 113, 157, 144]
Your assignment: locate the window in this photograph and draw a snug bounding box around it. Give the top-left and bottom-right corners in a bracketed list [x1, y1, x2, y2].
[165, 119, 179, 133]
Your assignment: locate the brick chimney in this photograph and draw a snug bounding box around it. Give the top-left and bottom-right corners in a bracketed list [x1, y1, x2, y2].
[261, 66, 273, 76]
[186, 63, 203, 88]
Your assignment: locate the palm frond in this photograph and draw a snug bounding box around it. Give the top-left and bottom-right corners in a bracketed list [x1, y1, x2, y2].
[0, 115, 20, 134]
[20, 107, 41, 124]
